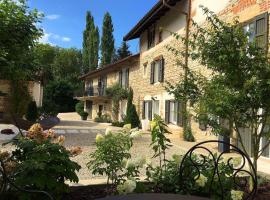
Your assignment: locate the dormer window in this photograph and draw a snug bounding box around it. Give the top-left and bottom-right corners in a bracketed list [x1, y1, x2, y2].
[147, 25, 155, 49]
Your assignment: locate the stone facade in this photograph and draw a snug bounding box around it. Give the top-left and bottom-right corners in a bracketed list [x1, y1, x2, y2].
[78, 55, 139, 121]
[0, 80, 43, 120]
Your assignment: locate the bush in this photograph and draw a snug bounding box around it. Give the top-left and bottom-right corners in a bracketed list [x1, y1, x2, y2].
[94, 114, 112, 123]
[75, 101, 84, 115]
[81, 111, 88, 120]
[43, 80, 77, 115]
[25, 100, 38, 122]
[112, 121, 125, 127]
[124, 88, 140, 128]
[12, 124, 81, 199]
[87, 126, 143, 190]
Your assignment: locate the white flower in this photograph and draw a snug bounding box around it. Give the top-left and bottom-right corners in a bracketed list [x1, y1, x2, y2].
[95, 134, 104, 143]
[117, 179, 137, 194]
[195, 174, 208, 187]
[125, 159, 135, 169]
[130, 130, 143, 139]
[105, 128, 112, 135]
[123, 124, 131, 131]
[231, 190, 244, 200]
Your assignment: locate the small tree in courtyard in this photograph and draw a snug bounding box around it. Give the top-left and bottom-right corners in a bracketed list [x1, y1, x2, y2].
[186, 6, 270, 174]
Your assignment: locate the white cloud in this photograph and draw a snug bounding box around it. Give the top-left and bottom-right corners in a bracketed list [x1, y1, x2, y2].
[62, 37, 71, 42]
[46, 14, 60, 20]
[39, 29, 71, 44]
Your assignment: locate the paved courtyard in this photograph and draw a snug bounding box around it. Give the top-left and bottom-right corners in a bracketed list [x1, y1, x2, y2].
[1, 112, 270, 184]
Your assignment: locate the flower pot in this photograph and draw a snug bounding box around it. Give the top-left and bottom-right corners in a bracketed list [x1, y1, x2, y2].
[81, 115, 87, 120]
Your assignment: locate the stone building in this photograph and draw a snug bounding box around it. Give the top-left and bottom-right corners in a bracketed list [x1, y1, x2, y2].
[78, 0, 270, 157]
[0, 80, 43, 121]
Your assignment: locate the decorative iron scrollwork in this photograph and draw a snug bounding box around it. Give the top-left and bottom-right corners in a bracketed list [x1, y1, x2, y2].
[179, 140, 257, 200]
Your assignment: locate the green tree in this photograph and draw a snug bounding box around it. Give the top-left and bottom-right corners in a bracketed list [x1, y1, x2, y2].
[43, 80, 77, 115]
[53, 48, 82, 90]
[100, 12, 115, 66]
[82, 11, 99, 73]
[0, 0, 43, 80]
[116, 41, 132, 60]
[124, 88, 140, 128]
[187, 7, 270, 174]
[33, 43, 57, 85]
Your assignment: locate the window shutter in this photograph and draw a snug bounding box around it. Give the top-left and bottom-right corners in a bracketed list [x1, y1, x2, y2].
[126, 68, 129, 88]
[158, 58, 164, 82]
[147, 29, 151, 49]
[255, 12, 268, 50]
[165, 100, 170, 124]
[150, 62, 155, 84]
[119, 71, 122, 86]
[148, 101, 152, 120]
[177, 101, 183, 127]
[142, 101, 146, 119]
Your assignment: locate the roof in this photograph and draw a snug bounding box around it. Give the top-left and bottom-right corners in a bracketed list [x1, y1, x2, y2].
[124, 0, 182, 41]
[79, 54, 140, 80]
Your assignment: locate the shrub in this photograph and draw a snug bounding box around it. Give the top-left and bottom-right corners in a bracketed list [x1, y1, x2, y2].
[94, 114, 112, 123]
[112, 121, 125, 127]
[124, 88, 140, 128]
[43, 80, 77, 115]
[25, 100, 38, 122]
[12, 124, 81, 199]
[81, 111, 88, 120]
[75, 101, 84, 115]
[88, 126, 143, 190]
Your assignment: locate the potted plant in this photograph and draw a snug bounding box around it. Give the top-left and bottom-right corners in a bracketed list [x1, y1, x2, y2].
[80, 111, 88, 120]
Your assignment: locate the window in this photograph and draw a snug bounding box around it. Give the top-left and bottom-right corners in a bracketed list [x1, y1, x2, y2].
[147, 25, 155, 49]
[119, 68, 129, 88]
[165, 100, 183, 127]
[143, 64, 147, 77]
[152, 100, 160, 116]
[150, 58, 164, 84]
[169, 101, 178, 124]
[143, 100, 159, 120]
[243, 12, 268, 50]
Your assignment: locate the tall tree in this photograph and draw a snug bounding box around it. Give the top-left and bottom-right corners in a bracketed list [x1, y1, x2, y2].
[100, 12, 115, 66]
[82, 11, 99, 73]
[116, 41, 132, 60]
[0, 0, 43, 80]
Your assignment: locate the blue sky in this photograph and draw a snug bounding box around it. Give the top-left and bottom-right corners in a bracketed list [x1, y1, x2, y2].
[29, 0, 158, 53]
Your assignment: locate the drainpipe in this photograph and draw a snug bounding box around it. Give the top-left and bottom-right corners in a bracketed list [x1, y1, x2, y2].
[163, 0, 192, 135]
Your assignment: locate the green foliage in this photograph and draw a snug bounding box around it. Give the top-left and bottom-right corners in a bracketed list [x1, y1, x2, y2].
[94, 113, 112, 123]
[115, 41, 132, 61]
[43, 80, 77, 115]
[80, 111, 88, 120]
[8, 81, 31, 117]
[0, 0, 43, 80]
[82, 11, 99, 72]
[150, 115, 172, 169]
[33, 43, 56, 85]
[184, 119, 195, 142]
[25, 100, 38, 122]
[146, 155, 182, 193]
[101, 12, 115, 66]
[87, 131, 132, 186]
[112, 121, 125, 127]
[12, 137, 81, 199]
[186, 6, 270, 172]
[106, 84, 128, 121]
[75, 101, 84, 115]
[52, 48, 82, 89]
[124, 88, 140, 128]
